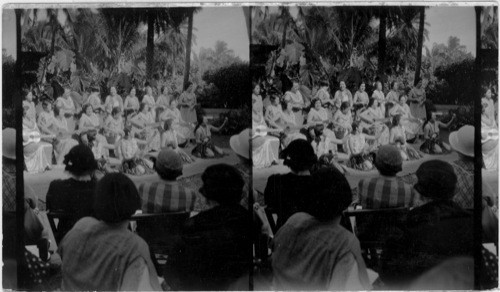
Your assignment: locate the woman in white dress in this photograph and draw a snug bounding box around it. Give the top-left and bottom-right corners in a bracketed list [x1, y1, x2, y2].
[142, 86, 156, 119]
[123, 87, 140, 119]
[23, 90, 37, 122]
[279, 99, 307, 148]
[156, 86, 171, 111]
[130, 103, 161, 152]
[23, 105, 53, 173]
[353, 82, 369, 113]
[333, 81, 353, 110]
[103, 86, 124, 114]
[160, 98, 194, 146]
[481, 101, 498, 171]
[371, 81, 386, 114]
[359, 98, 390, 147]
[38, 102, 79, 165]
[103, 107, 125, 145]
[178, 82, 198, 124]
[283, 80, 306, 126]
[389, 94, 424, 141]
[161, 119, 195, 163]
[252, 82, 279, 168]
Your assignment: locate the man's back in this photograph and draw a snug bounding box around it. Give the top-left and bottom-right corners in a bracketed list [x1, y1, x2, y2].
[358, 176, 416, 209]
[138, 180, 197, 213]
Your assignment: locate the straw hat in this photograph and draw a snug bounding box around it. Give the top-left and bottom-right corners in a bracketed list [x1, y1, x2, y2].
[449, 125, 474, 157]
[2, 128, 16, 160]
[230, 129, 250, 159]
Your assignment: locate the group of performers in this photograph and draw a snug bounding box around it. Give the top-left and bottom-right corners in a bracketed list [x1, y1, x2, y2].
[22, 81, 228, 175]
[252, 77, 463, 171]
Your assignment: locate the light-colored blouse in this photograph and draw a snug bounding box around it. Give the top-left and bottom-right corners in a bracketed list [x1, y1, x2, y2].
[142, 95, 155, 107]
[119, 138, 139, 160]
[195, 125, 211, 143]
[79, 113, 100, 130]
[307, 107, 329, 124]
[333, 110, 353, 129]
[124, 95, 140, 111]
[353, 91, 369, 105]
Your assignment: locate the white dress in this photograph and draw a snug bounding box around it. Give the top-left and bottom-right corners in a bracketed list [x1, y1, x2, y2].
[252, 116, 279, 169]
[482, 114, 499, 171]
[23, 118, 53, 173]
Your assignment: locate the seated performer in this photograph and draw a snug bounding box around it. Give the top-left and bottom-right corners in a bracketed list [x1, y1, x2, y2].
[389, 94, 423, 142]
[123, 87, 140, 119]
[130, 103, 161, 152]
[23, 105, 53, 173]
[346, 123, 380, 171]
[420, 111, 456, 154]
[116, 127, 155, 176]
[253, 82, 279, 168]
[160, 98, 194, 146]
[103, 107, 125, 146]
[353, 82, 369, 112]
[192, 115, 228, 158]
[333, 80, 353, 109]
[389, 114, 423, 161]
[162, 119, 195, 163]
[38, 103, 79, 165]
[103, 86, 124, 114]
[359, 97, 390, 147]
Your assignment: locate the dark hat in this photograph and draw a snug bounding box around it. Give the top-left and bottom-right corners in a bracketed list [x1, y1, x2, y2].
[282, 139, 317, 172]
[414, 160, 457, 200]
[374, 145, 403, 175]
[63, 145, 98, 175]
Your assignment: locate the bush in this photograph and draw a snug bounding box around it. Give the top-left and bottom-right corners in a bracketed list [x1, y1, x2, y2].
[202, 63, 250, 109]
[427, 58, 475, 106]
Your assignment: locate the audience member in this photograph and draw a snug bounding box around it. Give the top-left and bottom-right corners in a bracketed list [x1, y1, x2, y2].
[59, 173, 161, 291]
[137, 148, 197, 213]
[165, 164, 251, 290]
[264, 139, 316, 229]
[272, 167, 371, 290]
[380, 160, 473, 289]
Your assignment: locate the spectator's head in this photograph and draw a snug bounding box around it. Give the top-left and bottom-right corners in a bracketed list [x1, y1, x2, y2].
[449, 125, 474, 159]
[155, 148, 183, 181]
[282, 139, 317, 173]
[63, 145, 98, 176]
[94, 173, 141, 223]
[2, 128, 16, 165]
[374, 145, 403, 176]
[230, 128, 251, 165]
[307, 167, 352, 221]
[414, 160, 457, 201]
[340, 101, 350, 113]
[392, 114, 402, 127]
[200, 164, 244, 205]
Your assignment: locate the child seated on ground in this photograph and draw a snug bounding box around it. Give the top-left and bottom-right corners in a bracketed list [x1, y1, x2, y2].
[346, 123, 380, 171]
[161, 119, 195, 164]
[192, 115, 228, 158]
[420, 111, 456, 154]
[116, 127, 155, 175]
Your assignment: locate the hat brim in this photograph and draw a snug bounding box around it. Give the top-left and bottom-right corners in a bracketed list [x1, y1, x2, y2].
[230, 134, 249, 159]
[449, 131, 474, 157]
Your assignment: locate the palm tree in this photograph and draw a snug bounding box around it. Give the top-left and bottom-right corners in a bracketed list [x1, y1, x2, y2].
[414, 6, 426, 85]
[182, 7, 202, 90]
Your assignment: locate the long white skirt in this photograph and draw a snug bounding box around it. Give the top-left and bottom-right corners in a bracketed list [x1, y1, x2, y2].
[482, 126, 499, 171]
[24, 142, 52, 173]
[252, 135, 280, 169]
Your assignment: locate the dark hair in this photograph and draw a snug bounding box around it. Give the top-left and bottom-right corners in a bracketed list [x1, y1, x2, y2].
[163, 119, 173, 131]
[281, 99, 290, 111]
[306, 167, 352, 221]
[311, 98, 321, 108]
[93, 173, 141, 223]
[414, 160, 457, 200]
[139, 102, 147, 112]
[392, 114, 402, 127]
[53, 105, 61, 117]
[63, 145, 98, 175]
[82, 103, 93, 115]
[42, 100, 51, 109]
[282, 139, 317, 173]
[111, 107, 121, 116]
[200, 164, 244, 205]
[340, 101, 350, 111]
[359, 82, 365, 88]
[352, 122, 360, 134]
[129, 87, 136, 94]
[391, 81, 397, 89]
[368, 97, 377, 108]
[123, 126, 132, 139]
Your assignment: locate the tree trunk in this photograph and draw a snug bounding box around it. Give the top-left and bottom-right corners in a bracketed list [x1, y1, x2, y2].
[378, 8, 387, 79]
[281, 17, 288, 48]
[146, 9, 155, 80]
[414, 7, 425, 86]
[183, 9, 194, 91]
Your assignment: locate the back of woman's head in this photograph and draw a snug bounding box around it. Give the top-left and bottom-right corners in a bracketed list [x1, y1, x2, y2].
[64, 145, 98, 176]
[282, 139, 317, 173]
[94, 173, 141, 223]
[306, 167, 352, 221]
[200, 164, 244, 205]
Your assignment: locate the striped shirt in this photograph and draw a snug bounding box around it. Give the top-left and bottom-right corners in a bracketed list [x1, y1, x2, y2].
[358, 176, 417, 209]
[138, 181, 197, 213]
